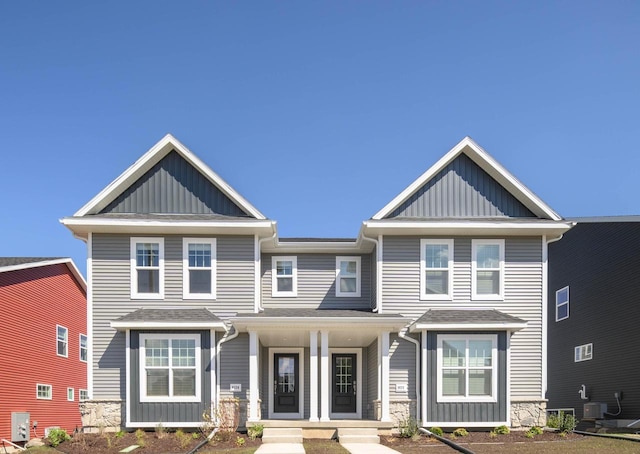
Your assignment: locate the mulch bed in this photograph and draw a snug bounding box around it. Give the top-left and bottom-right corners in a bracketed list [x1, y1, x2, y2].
[381, 430, 582, 447]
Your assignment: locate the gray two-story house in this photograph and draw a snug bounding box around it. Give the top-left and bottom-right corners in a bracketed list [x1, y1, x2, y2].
[62, 135, 572, 432]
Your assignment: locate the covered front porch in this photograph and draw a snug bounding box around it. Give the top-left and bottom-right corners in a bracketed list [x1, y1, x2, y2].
[233, 309, 408, 423]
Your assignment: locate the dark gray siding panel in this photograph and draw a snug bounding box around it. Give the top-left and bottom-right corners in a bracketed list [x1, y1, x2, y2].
[427, 332, 507, 423]
[547, 222, 640, 420]
[129, 330, 211, 424]
[389, 154, 536, 218]
[219, 334, 249, 401]
[101, 151, 250, 216]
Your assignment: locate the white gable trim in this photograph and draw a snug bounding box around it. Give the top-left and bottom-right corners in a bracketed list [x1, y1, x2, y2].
[74, 134, 266, 219]
[372, 137, 562, 221]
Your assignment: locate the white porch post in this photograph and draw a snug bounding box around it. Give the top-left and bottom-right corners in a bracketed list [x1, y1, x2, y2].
[320, 330, 330, 421]
[421, 330, 428, 426]
[248, 330, 260, 422]
[380, 330, 391, 422]
[309, 330, 319, 422]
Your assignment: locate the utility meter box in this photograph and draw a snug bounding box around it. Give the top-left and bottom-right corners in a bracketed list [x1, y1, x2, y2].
[11, 412, 30, 442]
[583, 402, 607, 420]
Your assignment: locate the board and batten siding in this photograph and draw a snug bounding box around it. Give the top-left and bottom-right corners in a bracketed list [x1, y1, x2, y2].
[91, 233, 255, 399]
[261, 253, 372, 309]
[382, 236, 543, 398]
[366, 340, 378, 419]
[389, 334, 417, 400]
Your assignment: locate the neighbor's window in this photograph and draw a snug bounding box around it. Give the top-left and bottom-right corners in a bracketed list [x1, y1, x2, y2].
[131, 237, 164, 299]
[420, 239, 454, 300]
[556, 286, 569, 321]
[79, 389, 89, 401]
[272, 256, 297, 297]
[575, 343, 593, 362]
[140, 333, 201, 402]
[37, 384, 52, 400]
[336, 256, 361, 297]
[80, 334, 88, 362]
[57, 325, 68, 357]
[183, 238, 216, 299]
[67, 387, 74, 401]
[437, 334, 497, 403]
[472, 239, 504, 299]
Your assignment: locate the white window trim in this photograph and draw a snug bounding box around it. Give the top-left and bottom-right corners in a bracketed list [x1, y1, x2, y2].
[436, 334, 498, 403]
[556, 286, 569, 322]
[335, 256, 361, 298]
[57, 325, 68, 358]
[67, 387, 74, 401]
[80, 333, 88, 363]
[272, 256, 298, 297]
[575, 343, 593, 362]
[471, 239, 505, 300]
[130, 237, 165, 300]
[36, 384, 52, 400]
[139, 333, 201, 403]
[182, 238, 217, 300]
[79, 389, 89, 401]
[420, 239, 454, 300]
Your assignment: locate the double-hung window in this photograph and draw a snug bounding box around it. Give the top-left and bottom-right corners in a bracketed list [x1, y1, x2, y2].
[272, 256, 297, 297]
[472, 239, 504, 300]
[556, 286, 569, 321]
[575, 343, 593, 362]
[131, 237, 164, 299]
[57, 325, 68, 357]
[336, 256, 361, 297]
[420, 239, 453, 300]
[437, 334, 497, 402]
[80, 334, 88, 362]
[183, 238, 216, 299]
[140, 333, 201, 402]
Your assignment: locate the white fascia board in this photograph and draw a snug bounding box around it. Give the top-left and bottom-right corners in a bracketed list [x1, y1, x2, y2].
[111, 321, 227, 331]
[0, 258, 87, 290]
[234, 317, 407, 331]
[372, 137, 562, 221]
[411, 322, 527, 332]
[262, 240, 372, 254]
[362, 219, 574, 237]
[73, 134, 266, 219]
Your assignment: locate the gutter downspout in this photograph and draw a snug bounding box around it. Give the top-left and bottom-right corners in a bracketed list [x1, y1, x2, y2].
[360, 233, 381, 313]
[216, 322, 239, 411]
[256, 229, 277, 313]
[399, 322, 420, 422]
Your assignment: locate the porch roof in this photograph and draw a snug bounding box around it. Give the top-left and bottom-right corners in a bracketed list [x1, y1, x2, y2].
[410, 309, 527, 331]
[110, 308, 227, 330]
[233, 308, 408, 329]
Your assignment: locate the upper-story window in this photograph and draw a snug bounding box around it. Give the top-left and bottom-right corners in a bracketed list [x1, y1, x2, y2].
[556, 286, 569, 321]
[472, 239, 504, 300]
[80, 334, 88, 362]
[336, 256, 361, 297]
[57, 325, 68, 357]
[183, 238, 216, 299]
[130, 237, 164, 299]
[272, 256, 297, 297]
[575, 343, 593, 362]
[420, 239, 454, 300]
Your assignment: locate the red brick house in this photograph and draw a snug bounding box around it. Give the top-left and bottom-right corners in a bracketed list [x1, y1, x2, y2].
[0, 258, 86, 444]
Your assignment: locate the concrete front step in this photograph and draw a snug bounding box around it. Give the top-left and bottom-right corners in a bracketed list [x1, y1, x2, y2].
[338, 427, 380, 444]
[262, 427, 303, 444]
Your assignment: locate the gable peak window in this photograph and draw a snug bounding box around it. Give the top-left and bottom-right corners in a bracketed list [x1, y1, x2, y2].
[272, 256, 297, 297]
[472, 239, 504, 300]
[130, 237, 164, 299]
[183, 238, 216, 300]
[421, 239, 453, 300]
[556, 286, 569, 321]
[336, 256, 361, 297]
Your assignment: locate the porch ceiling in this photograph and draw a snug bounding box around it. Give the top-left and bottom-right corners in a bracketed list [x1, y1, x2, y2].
[256, 328, 379, 347]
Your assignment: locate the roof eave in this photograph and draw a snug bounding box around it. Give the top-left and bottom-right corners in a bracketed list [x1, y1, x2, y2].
[110, 321, 227, 331]
[233, 316, 408, 331]
[410, 322, 528, 332]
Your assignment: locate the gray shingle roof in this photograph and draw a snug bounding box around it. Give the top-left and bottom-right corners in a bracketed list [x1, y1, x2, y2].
[114, 308, 222, 323]
[84, 213, 261, 221]
[235, 308, 404, 319]
[414, 309, 526, 326]
[0, 257, 64, 267]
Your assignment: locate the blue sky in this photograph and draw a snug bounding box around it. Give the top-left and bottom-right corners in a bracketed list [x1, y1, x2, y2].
[1, 1, 638, 276]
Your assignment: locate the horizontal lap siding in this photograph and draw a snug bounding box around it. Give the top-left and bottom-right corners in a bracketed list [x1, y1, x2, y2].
[382, 236, 543, 397]
[262, 253, 372, 309]
[92, 234, 255, 399]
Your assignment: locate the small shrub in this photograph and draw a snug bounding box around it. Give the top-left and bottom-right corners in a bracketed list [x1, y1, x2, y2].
[47, 428, 71, 447]
[175, 429, 192, 449]
[493, 425, 510, 435]
[214, 430, 234, 443]
[248, 423, 264, 440]
[525, 426, 543, 438]
[192, 432, 200, 439]
[398, 416, 419, 438]
[489, 430, 498, 438]
[235, 436, 246, 447]
[429, 426, 444, 437]
[452, 428, 468, 438]
[135, 428, 146, 447]
[525, 430, 534, 439]
[155, 422, 168, 439]
[547, 411, 578, 433]
[115, 430, 125, 438]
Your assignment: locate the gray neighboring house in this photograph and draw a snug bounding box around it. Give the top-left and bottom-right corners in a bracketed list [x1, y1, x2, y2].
[61, 134, 572, 431]
[547, 217, 640, 423]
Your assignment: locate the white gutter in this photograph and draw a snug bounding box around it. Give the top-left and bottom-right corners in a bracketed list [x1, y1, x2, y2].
[216, 322, 239, 409]
[360, 232, 382, 313]
[398, 323, 421, 421]
[256, 231, 277, 312]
